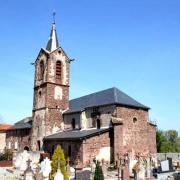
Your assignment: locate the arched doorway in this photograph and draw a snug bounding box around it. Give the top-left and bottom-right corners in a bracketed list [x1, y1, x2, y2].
[24, 146, 30, 151]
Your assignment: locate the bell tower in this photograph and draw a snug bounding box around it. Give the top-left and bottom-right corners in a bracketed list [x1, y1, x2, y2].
[31, 16, 70, 150]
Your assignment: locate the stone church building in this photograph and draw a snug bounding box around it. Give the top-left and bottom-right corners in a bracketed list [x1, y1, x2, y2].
[6, 20, 156, 166]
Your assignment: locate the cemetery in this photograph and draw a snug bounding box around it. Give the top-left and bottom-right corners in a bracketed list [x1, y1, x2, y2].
[0, 147, 173, 180]
[1, 150, 180, 179]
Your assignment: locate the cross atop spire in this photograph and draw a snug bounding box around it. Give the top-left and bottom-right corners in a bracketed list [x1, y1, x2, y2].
[53, 12, 56, 24]
[46, 12, 59, 52]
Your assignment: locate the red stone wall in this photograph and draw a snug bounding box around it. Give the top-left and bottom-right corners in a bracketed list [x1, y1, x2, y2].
[82, 132, 111, 165]
[114, 106, 156, 160]
[46, 83, 69, 110]
[6, 129, 31, 151]
[147, 123, 157, 154]
[43, 131, 111, 167]
[31, 47, 70, 151]
[113, 124, 123, 160]
[45, 108, 63, 133]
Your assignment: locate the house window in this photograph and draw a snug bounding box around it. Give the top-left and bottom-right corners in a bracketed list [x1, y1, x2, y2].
[56, 61, 62, 80]
[68, 145, 71, 157]
[72, 118, 75, 129]
[39, 61, 44, 80]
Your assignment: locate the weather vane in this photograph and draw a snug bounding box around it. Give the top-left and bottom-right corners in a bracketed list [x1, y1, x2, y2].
[53, 11, 56, 23]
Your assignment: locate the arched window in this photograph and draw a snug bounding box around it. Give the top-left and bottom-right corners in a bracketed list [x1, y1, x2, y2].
[97, 119, 101, 129]
[56, 61, 62, 80]
[72, 118, 75, 129]
[39, 61, 44, 80]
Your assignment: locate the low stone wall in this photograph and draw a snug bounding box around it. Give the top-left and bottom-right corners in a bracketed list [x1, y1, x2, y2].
[157, 153, 180, 161]
[0, 160, 12, 167]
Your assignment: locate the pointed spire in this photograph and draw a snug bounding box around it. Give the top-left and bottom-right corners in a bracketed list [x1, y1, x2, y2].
[46, 12, 59, 52]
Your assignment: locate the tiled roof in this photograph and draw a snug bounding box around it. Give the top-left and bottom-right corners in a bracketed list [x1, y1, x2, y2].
[0, 124, 12, 130]
[65, 87, 149, 114]
[44, 128, 110, 141]
[8, 117, 32, 130]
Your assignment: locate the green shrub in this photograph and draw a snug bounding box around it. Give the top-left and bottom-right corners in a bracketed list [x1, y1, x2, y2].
[94, 161, 104, 180]
[0, 149, 13, 161]
[50, 145, 69, 180]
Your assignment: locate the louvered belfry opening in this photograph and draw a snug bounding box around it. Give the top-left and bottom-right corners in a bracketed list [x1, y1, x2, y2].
[56, 61, 62, 80]
[39, 61, 44, 80]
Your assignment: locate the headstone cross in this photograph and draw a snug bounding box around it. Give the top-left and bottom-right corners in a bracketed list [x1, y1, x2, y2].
[27, 159, 32, 170]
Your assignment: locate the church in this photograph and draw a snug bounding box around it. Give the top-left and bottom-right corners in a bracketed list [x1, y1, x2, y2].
[6, 18, 156, 167]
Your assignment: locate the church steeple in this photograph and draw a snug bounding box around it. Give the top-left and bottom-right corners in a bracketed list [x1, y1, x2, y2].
[46, 13, 59, 52]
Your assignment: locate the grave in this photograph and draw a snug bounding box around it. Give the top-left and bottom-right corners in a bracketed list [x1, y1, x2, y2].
[40, 157, 51, 179]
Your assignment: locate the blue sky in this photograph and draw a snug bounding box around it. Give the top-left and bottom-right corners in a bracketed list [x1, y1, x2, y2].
[0, 0, 179, 131]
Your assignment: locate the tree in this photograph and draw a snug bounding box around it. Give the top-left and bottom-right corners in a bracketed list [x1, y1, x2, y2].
[156, 129, 180, 153]
[50, 145, 69, 180]
[94, 161, 104, 180]
[156, 130, 166, 152]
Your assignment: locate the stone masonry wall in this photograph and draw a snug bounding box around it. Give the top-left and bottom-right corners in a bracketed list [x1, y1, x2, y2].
[82, 131, 111, 165]
[31, 47, 70, 151]
[44, 131, 111, 167]
[64, 113, 81, 130]
[114, 106, 156, 161]
[6, 129, 31, 151]
[46, 83, 69, 110]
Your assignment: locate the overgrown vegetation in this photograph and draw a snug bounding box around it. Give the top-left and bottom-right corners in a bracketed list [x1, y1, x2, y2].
[94, 161, 104, 180]
[156, 129, 180, 153]
[50, 145, 69, 180]
[0, 149, 13, 161]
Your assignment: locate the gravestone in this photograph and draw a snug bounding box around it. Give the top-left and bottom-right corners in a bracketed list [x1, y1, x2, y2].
[66, 158, 71, 176]
[40, 157, 51, 180]
[24, 159, 35, 180]
[76, 170, 91, 180]
[161, 160, 169, 172]
[18, 150, 30, 172]
[54, 169, 64, 180]
[54, 157, 64, 180]
[101, 159, 107, 177]
[34, 166, 43, 180]
[15, 150, 40, 171]
[167, 157, 173, 171]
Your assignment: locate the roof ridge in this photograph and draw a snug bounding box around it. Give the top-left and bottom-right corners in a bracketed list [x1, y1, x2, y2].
[113, 87, 118, 103]
[70, 87, 117, 102]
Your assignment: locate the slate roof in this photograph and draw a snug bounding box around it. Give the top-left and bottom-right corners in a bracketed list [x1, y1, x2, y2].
[44, 128, 110, 141]
[46, 22, 59, 52]
[65, 87, 149, 114]
[8, 117, 32, 130]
